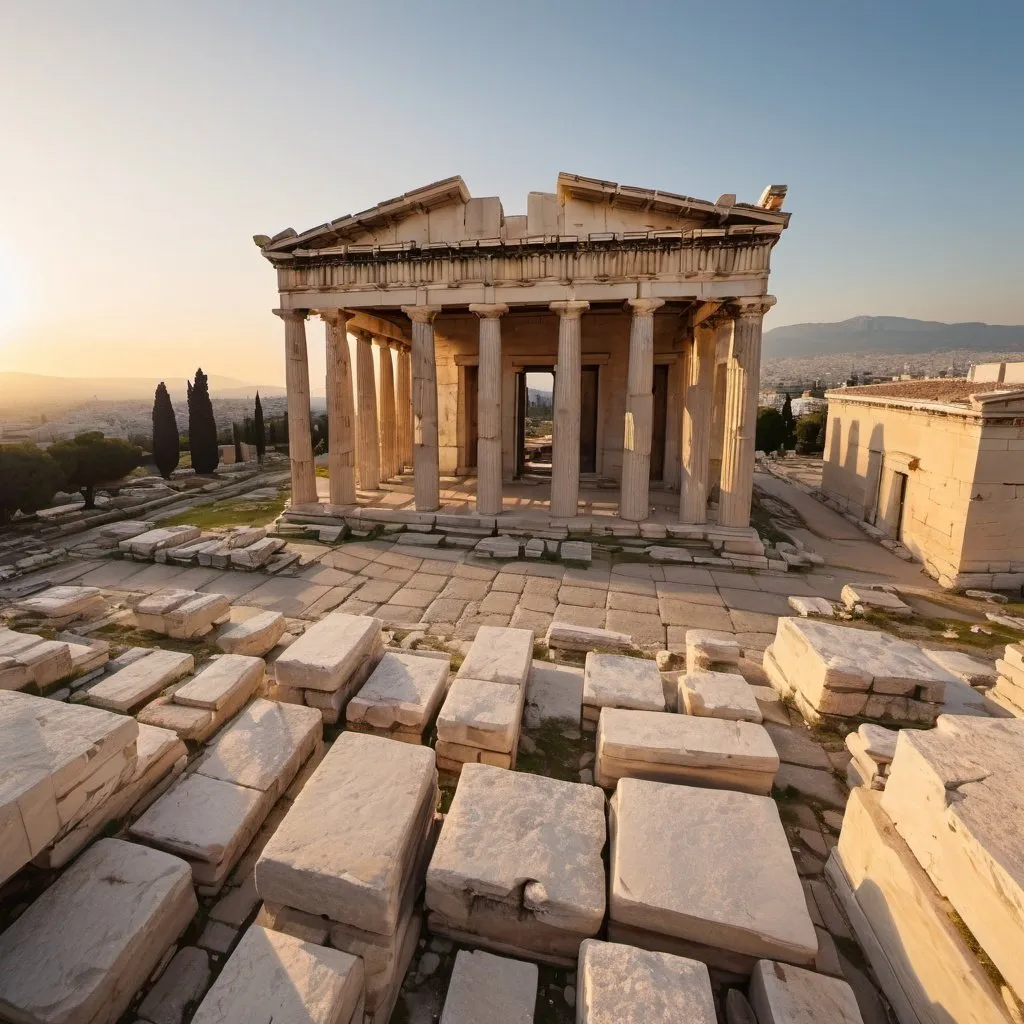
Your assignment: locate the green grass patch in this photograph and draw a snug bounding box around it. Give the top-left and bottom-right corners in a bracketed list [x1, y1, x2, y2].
[162, 492, 287, 530]
[860, 609, 1020, 650]
[94, 622, 219, 661]
[516, 719, 589, 784]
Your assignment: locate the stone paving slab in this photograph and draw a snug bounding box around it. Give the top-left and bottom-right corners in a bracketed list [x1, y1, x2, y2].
[274, 612, 381, 693]
[680, 670, 763, 723]
[577, 938, 716, 1024]
[455, 625, 534, 687]
[216, 610, 287, 656]
[583, 653, 665, 719]
[524, 661, 583, 727]
[347, 652, 451, 733]
[609, 778, 817, 970]
[191, 925, 364, 1024]
[749, 959, 865, 1024]
[14, 585, 104, 621]
[436, 677, 526, 754]
[86, 649, 195, 712]
[0, 838, 197, 1024]
[440, 949, 538, 1024]
[256, 731, 436, 934]
[173, 654, 263, 710]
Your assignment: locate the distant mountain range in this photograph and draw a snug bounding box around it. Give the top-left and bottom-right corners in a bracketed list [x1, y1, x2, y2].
[0, 372, 287, 407]
[763, 317, 1024, 359]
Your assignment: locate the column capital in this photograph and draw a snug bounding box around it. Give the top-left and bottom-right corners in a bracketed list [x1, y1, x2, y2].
[319, 309, 353, 326]
[352, 327, 374, 344]
[469, 303, 509, 319]
[625, 297, 665, 317]
[700, 310, 735, 332]
[730, 296, 776, 320]
[273, 308, 308, 322]
[549, 300, 590, 319]
[401, 304, 441, 324]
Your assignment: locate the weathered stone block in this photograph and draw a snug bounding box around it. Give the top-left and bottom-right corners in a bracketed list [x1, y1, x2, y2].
[456, 625, 534, 687]
[680, 670, 762, 723]
[440, 949, 538, 1024]
[436, 677, 526, 754]
[216, 610, 287, 656]
[86, 649, 195, 712]
[173, 654, 263, 710]
[273, 612, 381, 693]
[583, 653, 665, 717]
[347, 652, 451, 734]
[749, 959, 864, 1024]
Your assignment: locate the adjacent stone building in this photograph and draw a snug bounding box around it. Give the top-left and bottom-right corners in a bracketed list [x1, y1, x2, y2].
[820, 373, 1024, 590]
[255, 173, 789, 530]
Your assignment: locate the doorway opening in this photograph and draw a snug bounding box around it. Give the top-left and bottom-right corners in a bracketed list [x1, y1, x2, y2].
[464, 364, 478, 470]
[650, 363, 669, 481]
[892, 471, 908, 539]
[514, 366, 600, 478]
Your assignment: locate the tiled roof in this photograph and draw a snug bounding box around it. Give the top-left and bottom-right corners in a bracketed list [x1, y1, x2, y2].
[827, 379, 1021, 405]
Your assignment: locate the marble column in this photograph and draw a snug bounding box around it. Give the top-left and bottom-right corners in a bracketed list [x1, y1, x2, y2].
[679, 316, 722, 523]
[719, 296, 776, 527]
[322, 311, 357, 505]
[354, 328, 380, 491]
[401, 304, 442, 511]
[549, 300, 589, 518]
[396, 345, 413, 471]
[469, 303, 508, 515]
[620, 297, 665, 521]
[274, 308, 318, 506]
[377, 339, 399, 481]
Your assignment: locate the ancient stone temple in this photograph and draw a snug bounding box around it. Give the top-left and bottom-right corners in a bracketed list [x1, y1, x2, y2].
[255, 172, 789, 530]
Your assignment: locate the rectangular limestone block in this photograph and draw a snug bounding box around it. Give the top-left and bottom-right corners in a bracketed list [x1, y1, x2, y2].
[435, 740, 513, 770]
[191, 925, 364, 1024]
[596, 708, 779, 794]
[680, 670, 763, 723]
[120, 525, 201, 556]
[609, 778, 817, 969]
[195, 697, 322, 797]
[577, 938, 717, 1024]
[524, 661, 584, 727]
[546, 622, 634, 654]
[164, 593, 231, 639]
[0, 838, 197, 1024]
[436, 677, 526, 754]
[274, 612, 381, 693]
[881, 715, 1024, 1000]
[256, 731, 437, 935]
[216, 611, 287, 656]
[347, 652, 451, 732]
[584, 653, 665, 713]
[440, 949, 538, 1024]
[426, 764, 606, 957]
[14, 585, 103, 620]
[749, 960, 865, 1024]
[841, 584, 912, 616]
[138, 698, 215, 741]
[86, 649, 195, 712]
[923, 648, 997, 688]
[786, 596, 836, 618]
[685, 629, 742, 671]
[456, 625, 534, 687]
[829, 787, 1014, 1024]
[173, 654, 264, 710]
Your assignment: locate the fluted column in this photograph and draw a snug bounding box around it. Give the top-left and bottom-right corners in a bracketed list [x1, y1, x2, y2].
[470, 303, 508, 515]
[274, 308, 317, 506]
[679, 316, 723, 523]
[549, 300, 589, 517]
[719, 296, 776, 527]
[377, 339, 399, 481]
[401, 305, 442, 510]
[619, 297, 665, 521]
[396, 345, 413, 471]
[321, 311, 357, 505]
[354, 328, 380, 491]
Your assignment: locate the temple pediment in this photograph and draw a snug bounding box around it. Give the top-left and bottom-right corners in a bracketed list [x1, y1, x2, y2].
[257, 172, 789, 256]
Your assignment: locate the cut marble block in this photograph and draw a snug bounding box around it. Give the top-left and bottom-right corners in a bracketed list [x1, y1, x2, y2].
[86, 648, 195, 712]
[845, 731, 886, 790]
[828, 788, 1013, 1024]
[1, 691, 138, 883]
[163, 593, 232, 639]
[440, 949, 538, 1024]
[426, 763, 606, 964]
[256, 731, 437, 934]
[195, 697, 322, 798]
[583, 653, 665, 722]
[881, 715, 1024, 1000]
[608, 778, 817, 972]
[14, 585, 105, 623]
[216, 610, 287, 656]
[137, 698, 217, 741]
[130, 772, 273, 892]
[685, 629, 742, 672]
[858, 722, 898, 762]
[274, 611, 381, 693]
[749, 960, 864, 1024]
[0, 634, 73, 691]
[922, 648, 997, 688]
[120, 524, 201, 557]
[577, 938, 716, 1024]
[546, 622, 635, 654]
[347, 651, 451, 738]
[230, 536, 286, 570]
[787, 595, 835, 618]
[596, 708, 778, 794]
[524, 661, 584, 727]
[435, 739, 512, 770]
[35, 723, 187, 870]
[0, 838, 197, 1024]
[191, 925, 364, 1024]
[435, 677, 526, 755]
[680, 670, 763, 723]
[841, 584, 913, 616]
[173, 653, 264, 709]
[766, 617, 954, 725]
[456, 625, 534, 687]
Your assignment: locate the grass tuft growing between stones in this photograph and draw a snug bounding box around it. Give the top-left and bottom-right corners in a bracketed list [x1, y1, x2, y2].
[517, 720, 588, 785]
[163, 492, 288, 530]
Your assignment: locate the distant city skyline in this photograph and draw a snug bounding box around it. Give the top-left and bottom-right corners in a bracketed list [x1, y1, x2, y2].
[1, 0, 1022, 387]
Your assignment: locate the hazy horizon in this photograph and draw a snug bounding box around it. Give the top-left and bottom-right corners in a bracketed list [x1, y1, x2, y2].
[2, 0, 1022, 389]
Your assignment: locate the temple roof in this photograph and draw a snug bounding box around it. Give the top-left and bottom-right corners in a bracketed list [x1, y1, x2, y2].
[828, 378, 1024, 412]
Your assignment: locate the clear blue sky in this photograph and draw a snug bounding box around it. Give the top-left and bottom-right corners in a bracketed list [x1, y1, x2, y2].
[1, 0, 1021, 386]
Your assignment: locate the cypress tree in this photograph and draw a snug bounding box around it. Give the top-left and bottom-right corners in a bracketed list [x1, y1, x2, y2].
[232, 422, 243, 463]
[188, 368, 220, 474]
[781, 392, 795, 446]
[151, 382, 180, 479]
[254, 392, 266, 461]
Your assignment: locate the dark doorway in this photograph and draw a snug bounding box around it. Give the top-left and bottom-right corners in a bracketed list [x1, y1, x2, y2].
[580, 366, 599, 474]
[650, 363, 669, 481]
[464, 365, 478, 469]
[514, 366, 599, 478]
[892, 471, 909, 539]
